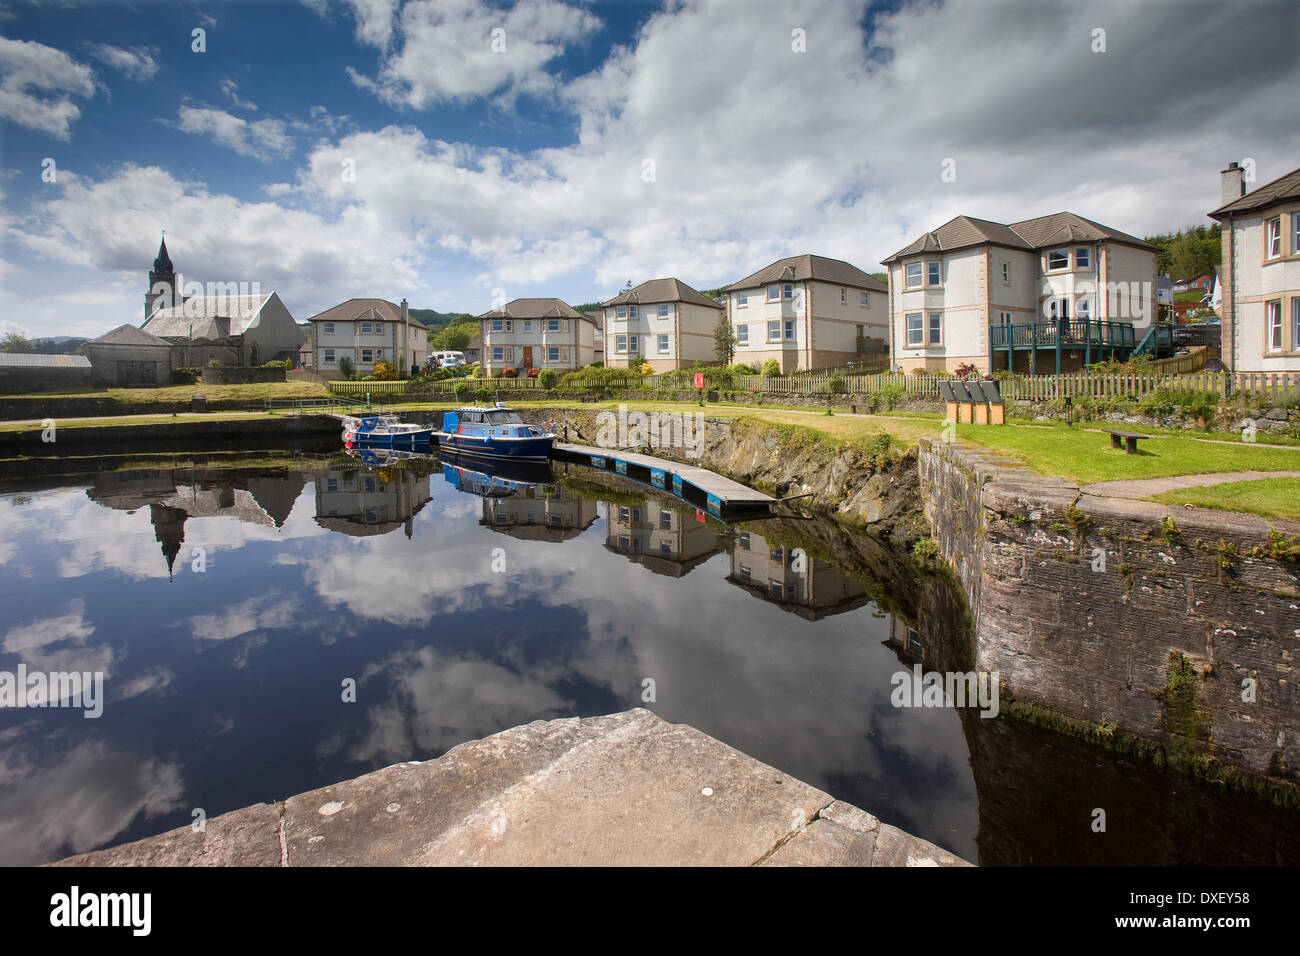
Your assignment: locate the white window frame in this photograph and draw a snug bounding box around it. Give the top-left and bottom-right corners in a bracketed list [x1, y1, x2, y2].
[523, 320, 532, 332]
[491, 319, 504, 332]
[1047, 249, 1070, 272]
[323, 322, 335, 335]
[905, 312, 923, 346]
[1294, 215, 1300, 256]
[629, 305, 638, 319]
[1078, 297, 1092, 320]
[784, 320, 795, 340]
[548, 319, 561, 332]
[1266, 299, 1282, 351]
[361, 348, 374, 363]
[860, 291, 870, 306]
[927, 261, 941, 286]
[628, 334, 639, 354]
[657, 303, 669, 318]
[323, 348, 336, 364]
[767, 284, 781, 301]
[492, 346, 504, 362]
[1001, 262, 1010, 283]
[548, 347, 560, 363]
[615, 334, 627, 353]
[616, 305, 627, 319]
[1265, 217, 1282, 259]
[736, 324, 748, 344]
[767, 320, 781, 341]
[927, 312, 942, 346]
[905, 262, 923, 289]
[1075, 247, 1092, 270]
[783, 283, 794, 300]
[840, 287, 847, 304]
[736, 292, 748, 307]
[1293, 298, 1300, 351]
[657, 334, 669, 353]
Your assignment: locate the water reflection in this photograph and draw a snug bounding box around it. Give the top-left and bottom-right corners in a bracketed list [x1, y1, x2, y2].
[0, 451, 1293, 866]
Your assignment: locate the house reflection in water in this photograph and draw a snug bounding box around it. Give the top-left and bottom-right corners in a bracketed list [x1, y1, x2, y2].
[480, 486, 598, 542]
[883, 616, 925, 666]
[727, 529, 869, 620]
[604, 500, 722, 576]
[86, 468, 304, 577]
[313, 462, 432, 538]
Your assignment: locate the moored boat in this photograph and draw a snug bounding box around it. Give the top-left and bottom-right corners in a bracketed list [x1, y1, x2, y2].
[342, 414, 435, 448]
[439, 404, 554, 461]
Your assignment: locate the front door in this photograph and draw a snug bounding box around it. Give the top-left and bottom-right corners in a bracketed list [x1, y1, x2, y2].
[522, 347, 533, 369]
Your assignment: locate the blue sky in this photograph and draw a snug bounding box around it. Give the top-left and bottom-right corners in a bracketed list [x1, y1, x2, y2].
[1, 0, 1297, 338]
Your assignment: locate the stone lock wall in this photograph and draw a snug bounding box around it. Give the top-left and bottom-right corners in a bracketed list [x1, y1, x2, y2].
[919, 437, 1300, 785]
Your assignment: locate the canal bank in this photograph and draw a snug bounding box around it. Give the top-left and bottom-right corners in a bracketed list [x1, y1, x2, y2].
[49, 709, 969, 867]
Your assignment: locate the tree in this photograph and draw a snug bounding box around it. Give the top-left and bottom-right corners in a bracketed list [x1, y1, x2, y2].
[338, 356, 355, 379]
[1, 333, 33, 353]
[762, 358, 781, 377]
[373, 360, 398, 381]
[432, 323, 473, 352]
[713, 315, 736, 364]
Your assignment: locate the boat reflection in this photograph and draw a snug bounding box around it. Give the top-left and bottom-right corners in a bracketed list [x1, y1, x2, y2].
[440, 453, 598, 541]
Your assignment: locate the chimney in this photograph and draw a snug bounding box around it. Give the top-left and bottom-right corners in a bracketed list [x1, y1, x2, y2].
[1220, 162, 1246, 206]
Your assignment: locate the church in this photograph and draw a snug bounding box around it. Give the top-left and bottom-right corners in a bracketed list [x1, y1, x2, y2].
[136, 236, 304, 368]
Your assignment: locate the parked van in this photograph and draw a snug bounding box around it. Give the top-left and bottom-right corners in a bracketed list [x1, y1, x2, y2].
[430, 351, 466, 369]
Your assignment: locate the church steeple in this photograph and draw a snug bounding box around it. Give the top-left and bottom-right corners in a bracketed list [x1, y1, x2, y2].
[145, 233, 177, 322]
[153, 236, 173, 274]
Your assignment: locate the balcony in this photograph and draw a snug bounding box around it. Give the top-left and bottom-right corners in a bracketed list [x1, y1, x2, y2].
[989, 318, 1137, 374]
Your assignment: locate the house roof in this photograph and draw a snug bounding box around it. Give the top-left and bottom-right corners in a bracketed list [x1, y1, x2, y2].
[0, 352, 91, 368]
[724, 254, 886, 292]
[89, 323, 172, 347]
[477, 298, 593, 322]
[603, 278, 723, 309]
[1209, 165, 1300, 218]
[884, 211, 1157, 264]
[143, 293, 275, 339]
[306, 298, 428, 329]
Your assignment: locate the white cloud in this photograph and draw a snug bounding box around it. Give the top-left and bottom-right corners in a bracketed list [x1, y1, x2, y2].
[219, 77, 258, 111]
[0, 37, 95, 139]
[87, 43, 158, 81]
[349, 0, 601, 107]
[175, 105, 294, 160]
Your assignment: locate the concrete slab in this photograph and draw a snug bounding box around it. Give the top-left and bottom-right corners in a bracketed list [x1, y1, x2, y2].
[49, 710, 972, 867]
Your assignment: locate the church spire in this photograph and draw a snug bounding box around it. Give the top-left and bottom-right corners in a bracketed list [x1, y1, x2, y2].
[153, 235, 173, 274]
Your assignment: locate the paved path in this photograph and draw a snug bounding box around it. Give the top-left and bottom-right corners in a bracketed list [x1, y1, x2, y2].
[1080, 470, 1300, 500]
[49, 709, 968, 868]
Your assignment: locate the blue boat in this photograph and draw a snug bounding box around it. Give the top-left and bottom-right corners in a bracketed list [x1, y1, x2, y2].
[342, 414, 435, 448]
[440, 404, 554, 461]
[440, 453, 555, 497]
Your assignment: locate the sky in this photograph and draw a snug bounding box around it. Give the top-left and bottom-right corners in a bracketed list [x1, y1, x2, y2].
[0, 0, 1297, 340]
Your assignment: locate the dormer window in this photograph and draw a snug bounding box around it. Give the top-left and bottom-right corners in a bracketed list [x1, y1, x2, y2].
[1047, 249, 1069, 271]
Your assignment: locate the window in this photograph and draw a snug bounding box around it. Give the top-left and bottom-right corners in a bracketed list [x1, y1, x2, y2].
[860, 291, 870, 306]
[657, 334, 669, 353]
[784, 320, 795, 340]
[927, 312, 942, 345]
[629, 305, 638, 319]
[1294, 215, 1300, 255]
[736, 292, 748, 307]
[323, 348, 336, 363]
[1002, 262, 1010, 283]
[1075, 247, 1091, 269]
[783, 283, 794, 300]
[998, 311, 1012, 324]
[491, 319, 504, 332]
[1047, 249, 1069, 271]
[737, 532, 750, 550]
[616, 306, 627, 319]
[616, 335, 627, 353]
[492, 346, 504, 362]
[927, 262, 941, 286]
[1078, 297, 1091, 320]
[767, 320, 781, 341]
[1294, 298, 1300, 351]
[657, 303, 669, 318]
[659, 510, 672, 530]
[770, 547, 784, 563]
[906, 312, 923, 346]
[548, 347, 560, 362]
[361, 349, 373, 363]
[628, 335, 639, 354]
[326, 478, 337, 492]
[905, 263, 923, 289]
[360, 320, 372, 334]
[1266, 217, 1282, 258]
[1048, 298, 1071, 321]
[1266, 300, 1282, 351]
[523, 320, 532, 332]
[736, 324, 748, 344]
[840, 288, 847, 304]
[323, 322, 335, 334]
[768, 284, 781, 301]
[548, 319, 560, 332]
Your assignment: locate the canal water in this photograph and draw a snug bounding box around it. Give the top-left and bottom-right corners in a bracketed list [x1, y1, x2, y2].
[0, 447, 1295, 866]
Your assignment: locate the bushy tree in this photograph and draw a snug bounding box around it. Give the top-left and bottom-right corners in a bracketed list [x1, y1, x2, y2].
[713, 316, 736, 364]
[0, 333, 33, 353]
[373, 360, 398, 380]
[338, 356, 355, 379]
[762, 358, 781, 377]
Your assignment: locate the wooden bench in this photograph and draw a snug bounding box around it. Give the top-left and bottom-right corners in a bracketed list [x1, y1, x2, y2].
[1104, 430, 1149, 454]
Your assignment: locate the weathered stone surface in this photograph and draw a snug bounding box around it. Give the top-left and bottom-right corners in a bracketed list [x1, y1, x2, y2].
[53, 710, 969, 867]
[872, 824, 972, 867]
[47, 803, 282, 867]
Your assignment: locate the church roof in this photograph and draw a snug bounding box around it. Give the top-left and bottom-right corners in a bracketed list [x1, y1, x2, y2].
[143, 293, 275, 339]
[90, 324, 172, 347]
[153, 237, 173, 274]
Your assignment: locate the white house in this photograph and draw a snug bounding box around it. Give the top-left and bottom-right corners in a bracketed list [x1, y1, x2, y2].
[478, 298, 596, 373]
[882, 212, 1159, 375]
[1208, 162, 1300, 373]
[602, 278, 724, 371]
[722, 255, 887, 372]
[306, 298, 428, 377]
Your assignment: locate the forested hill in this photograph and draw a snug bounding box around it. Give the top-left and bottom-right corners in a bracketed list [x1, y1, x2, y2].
[1143, 224, 1221, 278]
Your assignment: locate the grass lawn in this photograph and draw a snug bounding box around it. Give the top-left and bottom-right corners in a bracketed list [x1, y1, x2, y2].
[0, 412, 279, 432]
[953, 422, 1300, 484]
[1147, 477, 1300, 522]
[6, 381, 329, 403]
